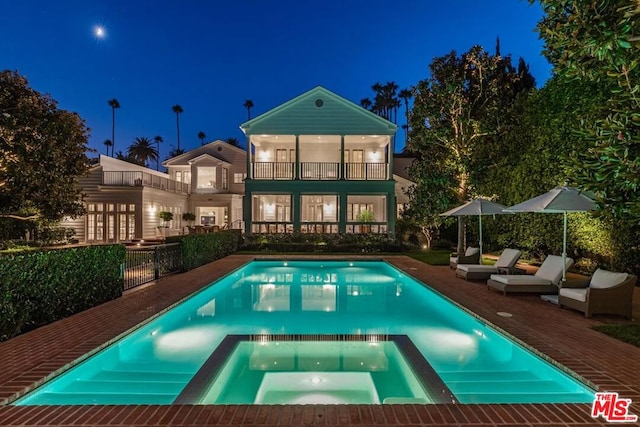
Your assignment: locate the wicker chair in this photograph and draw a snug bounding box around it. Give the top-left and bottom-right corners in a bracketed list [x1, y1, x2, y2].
[449, 247, 480, 269]
[558, 269, 637, 319]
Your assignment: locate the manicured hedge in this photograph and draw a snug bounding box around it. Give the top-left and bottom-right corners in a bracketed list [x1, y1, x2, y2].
[0, 245, 125, 341]
[166, 230, 240, 271]
[242, 233, 411, 253]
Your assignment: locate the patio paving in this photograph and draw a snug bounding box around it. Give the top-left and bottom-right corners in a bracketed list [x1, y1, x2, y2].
[0, 254, 638, 426]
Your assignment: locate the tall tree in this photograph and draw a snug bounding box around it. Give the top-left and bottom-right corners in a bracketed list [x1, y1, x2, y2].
[198, 131, 206, 146]
[225, 137, 241, 148]
[171, 104, 183, 151]
[398, 88, 412, 147]
[0, 70, 91, 222]
[107, 98, 120, 156]
[532, 0, 640, 219]
[360, 98, 372, 110]
[127, 137, 158, 168]
[103, 139, 113, 156]
[153, 135, 163, 170]
[243, 99, 254, 121]
[166, 146, 186, 159]
[407, 46, 535, 253]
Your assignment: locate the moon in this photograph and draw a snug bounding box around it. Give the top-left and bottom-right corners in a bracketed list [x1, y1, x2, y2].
[93, 25, 106, 39]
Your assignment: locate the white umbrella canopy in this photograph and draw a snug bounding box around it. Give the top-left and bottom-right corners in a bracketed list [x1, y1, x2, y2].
[504, 186, 598, 281]
[440, 199, 510, 259]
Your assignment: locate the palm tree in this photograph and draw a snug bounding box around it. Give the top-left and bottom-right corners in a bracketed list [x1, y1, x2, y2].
[153, 135, 163, 170]
[172, 104, 184, 150]
[107, 98, 120, 156]
[243, 99, 254, 121]
[167, 146, 186, 159]
[225, 137, 241, 147]
[398, 88, 412, 146]
[360, 98, 372, 110]
[103, 139, 113, 156]
[198, 131, 206, 146]
[127, 137, 158, 168]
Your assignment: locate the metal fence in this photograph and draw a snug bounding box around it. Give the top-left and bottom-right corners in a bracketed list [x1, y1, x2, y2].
[124, 243, 182, 291]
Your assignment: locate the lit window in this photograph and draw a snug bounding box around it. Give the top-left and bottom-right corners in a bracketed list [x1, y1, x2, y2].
[234, 173, 246, 183]
[197, 167, 216, 188]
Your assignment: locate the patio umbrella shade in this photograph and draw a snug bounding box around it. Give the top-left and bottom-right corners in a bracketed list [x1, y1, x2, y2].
[440, 199, 510, 260]
[504, 186, 597, 281]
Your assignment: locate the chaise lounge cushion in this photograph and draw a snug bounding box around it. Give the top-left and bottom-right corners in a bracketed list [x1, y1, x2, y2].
[487, 255, 574, 295]
[456, 249, 522, 280]
[449, 247, 480, 269]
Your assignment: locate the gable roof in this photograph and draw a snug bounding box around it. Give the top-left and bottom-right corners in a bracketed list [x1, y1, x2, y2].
[163, 140, 246, 166]
[187, 153, 231, 166]
[240, 86, 397, 136]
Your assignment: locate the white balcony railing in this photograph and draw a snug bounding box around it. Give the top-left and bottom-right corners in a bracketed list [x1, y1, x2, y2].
[102, 171, 190, 195]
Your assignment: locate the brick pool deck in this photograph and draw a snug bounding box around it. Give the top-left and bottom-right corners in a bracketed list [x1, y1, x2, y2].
[0, 254, 639, 426]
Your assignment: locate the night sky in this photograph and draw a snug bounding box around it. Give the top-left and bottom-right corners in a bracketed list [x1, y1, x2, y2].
[1, 0, 552, 159]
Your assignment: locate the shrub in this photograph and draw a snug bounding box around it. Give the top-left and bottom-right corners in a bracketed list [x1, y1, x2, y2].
[0, 245, 125, 341]
[241, 233, 410, 253]
[166, 230, 239, 271]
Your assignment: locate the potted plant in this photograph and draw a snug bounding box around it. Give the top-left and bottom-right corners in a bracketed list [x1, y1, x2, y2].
[356, 209, 375, 233]
[158, 211, 173, 237]
[182, 212, 196, 225]
[182, 212, 196, 234]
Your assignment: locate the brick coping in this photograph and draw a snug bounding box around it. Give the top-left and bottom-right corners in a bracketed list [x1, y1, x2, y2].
[0, 254, 638, 426]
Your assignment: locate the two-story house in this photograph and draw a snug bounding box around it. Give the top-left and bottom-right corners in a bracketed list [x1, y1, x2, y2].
[62, 87, 412, 243]
[240, 86, 399, 235]
[163, 141, 246, 229]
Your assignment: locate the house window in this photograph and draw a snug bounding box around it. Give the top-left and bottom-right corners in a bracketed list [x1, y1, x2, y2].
[222, 168, 229, 190]
[252, 195, 291, 222]
[197, 167, 216, 188]
[176, 171, 182, 182]
[301, 195, 338, 222]
[234, 173, 246, 183]
[347, 203, 374, 221]
[87, 203, 105, 241]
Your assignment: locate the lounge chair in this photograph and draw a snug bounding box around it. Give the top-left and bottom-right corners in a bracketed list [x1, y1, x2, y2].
[449, 247, 480, 269]
[558, 269, 637, 319]
[487, 255, 573, 295]
[456, 248, 522, 281]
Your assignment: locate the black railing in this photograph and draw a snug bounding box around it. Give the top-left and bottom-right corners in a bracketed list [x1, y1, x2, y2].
[300, 162, 339, 180]
[300, 223, 339, 233]
[124, 243, 182, 291]
[251, 222, 294, 234]
[103, 171, 190, 194]
[345, 163, 387, 180]
[253, 162, 294, 179]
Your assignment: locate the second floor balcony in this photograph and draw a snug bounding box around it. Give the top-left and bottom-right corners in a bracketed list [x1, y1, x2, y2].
[102, 171, 190, 195]
[251, 162, 388, 181]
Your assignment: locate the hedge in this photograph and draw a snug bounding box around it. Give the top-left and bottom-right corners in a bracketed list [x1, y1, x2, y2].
[0, 245, 125, 341]
[166, 230, 240, 271]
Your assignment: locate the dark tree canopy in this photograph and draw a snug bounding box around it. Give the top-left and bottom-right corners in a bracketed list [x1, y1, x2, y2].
[533, 0, 640, 219]
[0, 70, 91, 222]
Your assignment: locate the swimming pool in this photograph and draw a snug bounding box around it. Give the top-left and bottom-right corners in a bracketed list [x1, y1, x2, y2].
[15, 260, 595, 405]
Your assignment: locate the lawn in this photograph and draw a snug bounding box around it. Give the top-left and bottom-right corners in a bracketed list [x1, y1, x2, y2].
[406, 249, 451, 265]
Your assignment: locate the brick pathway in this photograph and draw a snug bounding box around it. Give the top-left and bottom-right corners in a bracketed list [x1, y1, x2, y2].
[0, 254, 638, 426]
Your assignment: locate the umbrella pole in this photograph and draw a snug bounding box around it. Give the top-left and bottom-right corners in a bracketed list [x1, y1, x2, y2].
[479, 215, 483, 262]
[562, 211, 567, 282]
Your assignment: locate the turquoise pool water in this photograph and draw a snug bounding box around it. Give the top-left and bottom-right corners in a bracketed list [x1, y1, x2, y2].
[16, 260, 595, 405]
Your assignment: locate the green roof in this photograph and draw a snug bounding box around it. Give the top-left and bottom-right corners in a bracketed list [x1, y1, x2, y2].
[240, 86, 397, 136]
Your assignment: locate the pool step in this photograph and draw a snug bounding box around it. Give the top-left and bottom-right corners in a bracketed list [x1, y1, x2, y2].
[446, 379, 561, 393]
[65, 379, 186, 394]
[25, 391, 176, 405]
[438, 369, 538, 382]
[454, 391, 594, 404]
[92, 369, 193, 383]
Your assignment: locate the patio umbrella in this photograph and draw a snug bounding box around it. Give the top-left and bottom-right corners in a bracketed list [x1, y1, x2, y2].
[504, 186, 597, 282]
[440, 198, 510, 260]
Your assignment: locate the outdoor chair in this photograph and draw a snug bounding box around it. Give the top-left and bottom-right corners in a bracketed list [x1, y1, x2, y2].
[456, 248, 522, 281]
[558, 269, 637, 319]
[487, 255, 573, 295]
[449, 247, 480, 269]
